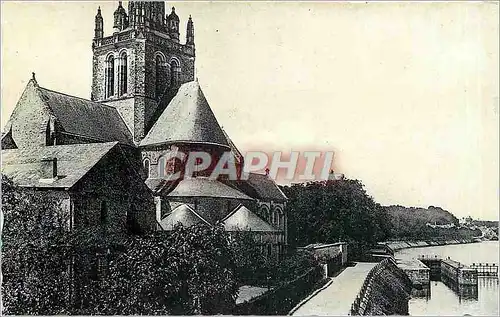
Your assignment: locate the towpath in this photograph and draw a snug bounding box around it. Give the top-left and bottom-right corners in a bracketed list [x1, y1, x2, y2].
[291, 262, 376, 316]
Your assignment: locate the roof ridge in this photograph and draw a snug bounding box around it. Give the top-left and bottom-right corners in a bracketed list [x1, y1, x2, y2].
[221, 203, 243, 222]
[38, 86, 118, 111]
[166, 203, 212, 226]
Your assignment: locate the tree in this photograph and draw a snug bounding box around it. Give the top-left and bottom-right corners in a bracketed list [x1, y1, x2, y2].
[1, 174, 71, 314]
[79, 224, 239, 315]
[280, 179, 392, 258]
[2, 174, 239, 315]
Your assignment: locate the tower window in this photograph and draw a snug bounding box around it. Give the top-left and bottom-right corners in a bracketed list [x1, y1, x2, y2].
[155, 55, 165, 99]
[118, 52, 128, 96]
[105, 55, 115, 98]
[143, 158, 150, 178]
[170, 58, 181, 88]
[158, 156, 167, 178]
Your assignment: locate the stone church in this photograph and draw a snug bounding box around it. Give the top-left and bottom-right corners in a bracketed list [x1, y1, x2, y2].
[1, 1, 288, 258]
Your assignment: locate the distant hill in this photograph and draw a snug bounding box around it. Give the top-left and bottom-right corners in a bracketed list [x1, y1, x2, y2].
[384, 205, 479, 240]
[385, 205, 459, 226]
[469, 219, 499, 228]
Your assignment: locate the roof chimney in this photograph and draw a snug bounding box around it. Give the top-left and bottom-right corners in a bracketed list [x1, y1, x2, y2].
[40, 157, 58, 179]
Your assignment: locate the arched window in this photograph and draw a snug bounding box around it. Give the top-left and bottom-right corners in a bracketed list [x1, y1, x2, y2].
[45, 119, 56, 146]
[105, 55, 115, 98]
[143, 158, 150, 178]
[158, 156, 167, 178]
[170, 58, 181, 88]
[118, 52, 128, 96]
[155, 55, 164, 99]
[274, 208, 283, 228]
[260, 205, 270, 222]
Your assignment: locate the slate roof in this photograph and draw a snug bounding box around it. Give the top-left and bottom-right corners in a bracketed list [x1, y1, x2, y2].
[222, 128, 244, 164]
[140, 81, 230, 148]
[1, 127, 17, 149]
[1, 142, 119, 189]
[159, 204, 210, 230]
[37, 86, 133, 145]
[228, 173, 288, 202]
[166, 177, 254, 200]
[222, 205, 278, 232]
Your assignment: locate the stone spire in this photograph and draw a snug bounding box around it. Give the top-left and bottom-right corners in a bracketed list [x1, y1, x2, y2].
[94, 6, 103, 39]
[186, 15, 195, 47]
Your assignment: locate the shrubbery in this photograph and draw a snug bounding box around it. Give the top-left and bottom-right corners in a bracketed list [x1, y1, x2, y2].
[1, 175, 239, 315]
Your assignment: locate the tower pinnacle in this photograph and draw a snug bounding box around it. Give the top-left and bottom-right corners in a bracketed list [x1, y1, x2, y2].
[94, 6, 104, 39]
[186, 15, 195, 47]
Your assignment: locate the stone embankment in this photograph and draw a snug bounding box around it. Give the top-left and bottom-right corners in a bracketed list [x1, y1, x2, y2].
[350, 258, 412, 316]
[382, 238, 477, 252]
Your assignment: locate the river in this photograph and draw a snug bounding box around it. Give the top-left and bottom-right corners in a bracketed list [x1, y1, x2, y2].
[395, 241, 499, 316]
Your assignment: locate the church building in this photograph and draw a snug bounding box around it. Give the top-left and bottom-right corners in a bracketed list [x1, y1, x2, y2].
[1, 1, 287, 258]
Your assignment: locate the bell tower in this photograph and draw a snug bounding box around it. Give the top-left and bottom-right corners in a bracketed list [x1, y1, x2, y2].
[91, 1, 195, 144]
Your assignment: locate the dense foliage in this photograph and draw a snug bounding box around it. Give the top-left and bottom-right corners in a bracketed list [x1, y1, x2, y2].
[280, 179, 392, 258]
[384, 205, 481, 241]
[1, 175, 239, 315]
[79, 226, 239, 315]
[280, 179, 482, 253]
[2, 175, 72, 314]
[229, 230, 319, 286]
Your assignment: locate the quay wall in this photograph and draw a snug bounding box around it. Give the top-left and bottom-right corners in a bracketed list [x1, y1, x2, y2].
[381, 238, 477, 252]
[350, 258, 412, 316]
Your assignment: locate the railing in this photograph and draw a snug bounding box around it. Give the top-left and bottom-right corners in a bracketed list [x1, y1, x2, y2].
[471, 263, 498, 277]
[234, 266, 323, 315]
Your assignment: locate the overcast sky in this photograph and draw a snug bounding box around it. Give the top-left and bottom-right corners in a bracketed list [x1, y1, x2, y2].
[1, 1, 498, 220]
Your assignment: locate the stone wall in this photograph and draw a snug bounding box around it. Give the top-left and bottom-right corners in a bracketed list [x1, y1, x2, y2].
[71, 145, 156, 233]
[91, 29, 195, 143]
[5, 80, 52, 148]
[350, 258, 412, 316]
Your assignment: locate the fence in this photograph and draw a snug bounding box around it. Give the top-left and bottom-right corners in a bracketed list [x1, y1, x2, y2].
[232, 266, 324, 315]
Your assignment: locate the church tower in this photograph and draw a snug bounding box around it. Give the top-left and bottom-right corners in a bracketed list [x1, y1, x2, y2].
[91, 1, 195, 143]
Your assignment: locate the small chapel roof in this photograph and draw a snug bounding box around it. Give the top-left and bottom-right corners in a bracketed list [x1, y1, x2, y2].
[166, 177, 254, 200]
[227, 172, 288, 202]
[222, 205, 278, 232]
[1, 142, 119, 189]
[159, 204, 210, 230]
[140, 81, 230, 148]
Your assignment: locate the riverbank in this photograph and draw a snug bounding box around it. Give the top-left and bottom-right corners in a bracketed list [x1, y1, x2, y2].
[381, 238, 478, 252]
[350, 258, 412, 315]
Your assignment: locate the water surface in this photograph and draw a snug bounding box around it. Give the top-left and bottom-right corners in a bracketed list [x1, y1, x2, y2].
[396, 241, 499, 316]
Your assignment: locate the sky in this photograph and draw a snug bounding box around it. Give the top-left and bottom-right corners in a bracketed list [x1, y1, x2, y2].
[1, 1, 499, 220]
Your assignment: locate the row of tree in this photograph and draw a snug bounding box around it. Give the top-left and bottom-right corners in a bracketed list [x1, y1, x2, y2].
[280, 180, 392, 258]
[280, 179, 481, 252]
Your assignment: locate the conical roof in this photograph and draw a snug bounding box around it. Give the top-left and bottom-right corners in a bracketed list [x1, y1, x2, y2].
[166, 177, 254, 200]
[159, 204, 210, 230]
[140, 81, 230, 148]
[222, 205, 278, 232]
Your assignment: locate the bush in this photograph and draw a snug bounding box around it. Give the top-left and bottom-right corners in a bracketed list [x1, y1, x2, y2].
[1, 175, 239, 315]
